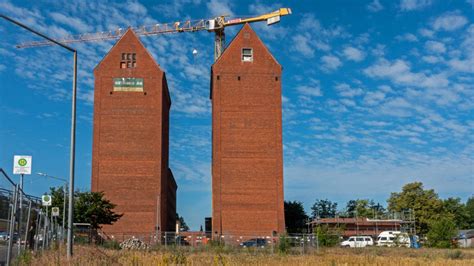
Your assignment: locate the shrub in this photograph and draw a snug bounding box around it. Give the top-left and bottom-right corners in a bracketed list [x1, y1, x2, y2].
[13, 251, 32, 266]
[427, 217, 457, 248]
[278, 234, 291, 254]
[101, 240, 121, 250]
[315, 225, 340, 247]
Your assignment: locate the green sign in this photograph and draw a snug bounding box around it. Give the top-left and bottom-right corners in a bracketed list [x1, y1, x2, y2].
[113, 78, 144, 92]
[18, 158, 27, 166]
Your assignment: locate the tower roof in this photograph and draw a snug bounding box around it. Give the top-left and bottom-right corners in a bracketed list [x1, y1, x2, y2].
[94, 28, 162, 72]
[212, 23, 281, 69]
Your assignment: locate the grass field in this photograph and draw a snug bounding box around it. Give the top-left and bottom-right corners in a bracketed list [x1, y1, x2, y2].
[17, 245, 474, 266]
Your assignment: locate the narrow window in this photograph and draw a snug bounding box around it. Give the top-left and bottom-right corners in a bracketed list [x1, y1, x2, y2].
[242, 48, 253, 62]
[120, 53, 137, 69]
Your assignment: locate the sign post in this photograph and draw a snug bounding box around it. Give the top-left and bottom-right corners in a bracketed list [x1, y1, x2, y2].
[13, 155, 32, 254]
[42, 195, 52, 248]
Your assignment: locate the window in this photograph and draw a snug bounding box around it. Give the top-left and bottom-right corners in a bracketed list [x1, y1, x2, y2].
[120, 53, 136, 69]
[242, 48, 253, 62]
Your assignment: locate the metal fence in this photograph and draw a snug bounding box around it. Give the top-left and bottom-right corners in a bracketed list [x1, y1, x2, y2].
[0, 168, 46, 265]
[89, 231, 325, 255]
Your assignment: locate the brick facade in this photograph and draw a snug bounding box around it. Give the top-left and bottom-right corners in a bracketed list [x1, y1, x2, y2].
[211, 24, 285, 238]
[92, 29, 176, 237]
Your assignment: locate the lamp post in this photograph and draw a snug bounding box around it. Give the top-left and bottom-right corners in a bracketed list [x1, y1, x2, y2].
[37, 172, 67, 241]
[0, 14, 77, 259]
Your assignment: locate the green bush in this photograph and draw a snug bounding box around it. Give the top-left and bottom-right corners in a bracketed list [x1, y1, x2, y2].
[427, 217, 457, 248]
[315, 225, 340, 247]
[278, 234, 291, 254]
[101, 240, 121, 250]
[13, 250, 32, 266]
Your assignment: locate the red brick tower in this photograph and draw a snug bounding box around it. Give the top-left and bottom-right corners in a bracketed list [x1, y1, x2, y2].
[210, 24, 285, 238]
[92, 29, 176, 238]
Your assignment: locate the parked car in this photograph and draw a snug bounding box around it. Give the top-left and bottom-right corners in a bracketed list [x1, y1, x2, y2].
[0, 231, 8, 241]
[240, 238, 267, 248]
[340, 236, 374, 248]
[376, 231, 410, 247]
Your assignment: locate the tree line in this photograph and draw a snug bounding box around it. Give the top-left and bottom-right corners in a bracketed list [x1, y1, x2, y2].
[285, 182, 474, 247]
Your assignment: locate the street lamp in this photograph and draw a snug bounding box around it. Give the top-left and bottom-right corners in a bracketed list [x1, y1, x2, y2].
[0, 14, 77, 259]
[37, 172, 67, 241]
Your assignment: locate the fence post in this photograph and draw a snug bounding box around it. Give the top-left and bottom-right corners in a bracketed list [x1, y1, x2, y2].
[42, 212, 47, 250]
[34, 210, 41, 252]
[7, 184, 19, 266]
[23, 200, 32, 251]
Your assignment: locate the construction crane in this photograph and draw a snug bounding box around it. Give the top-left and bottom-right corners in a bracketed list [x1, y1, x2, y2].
[16, 8, 292, 61]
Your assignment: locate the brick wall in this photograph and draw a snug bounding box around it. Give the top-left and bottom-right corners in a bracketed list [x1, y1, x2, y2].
[92, 29, 176, 237]
[211, 24, 285, 238]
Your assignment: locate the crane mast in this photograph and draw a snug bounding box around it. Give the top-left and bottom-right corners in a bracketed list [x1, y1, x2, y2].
[16, 8, 292, 61]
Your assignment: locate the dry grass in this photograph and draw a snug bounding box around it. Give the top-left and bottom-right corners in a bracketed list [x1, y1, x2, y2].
[21, 245, 474, 265]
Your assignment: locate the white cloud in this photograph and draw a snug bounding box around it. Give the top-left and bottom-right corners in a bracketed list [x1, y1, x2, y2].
[422, 55, 442, 64]
[364, 91, 386, 106]
[364, 58, 449, 88]
[364, 121, 391, 127]
[296, 79, 323, 97]
[321, 55, 342, 71]
[50, 12, 92, 32]
[291, 34, 315, 57]
[396, 33, 418, 42]
[425, 40, 446, 53]
[419, 28, 435, 37]
[400, 0, 432, 11]
[127, 0, 148, 14]
[343, 46, 365, 62]
[206, 0, 233, 16]
[432, 12, 468, 31]
[335, 83, 363, 97]
[0, 64, 5, 72]
[367, 0, 384, 12]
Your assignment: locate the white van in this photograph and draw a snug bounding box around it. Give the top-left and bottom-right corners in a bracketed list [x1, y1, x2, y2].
[340, 236, 374, 248]
[376, 231, 410, 247]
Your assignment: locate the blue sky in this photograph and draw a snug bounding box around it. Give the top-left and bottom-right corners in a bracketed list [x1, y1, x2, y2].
[0, 0, 473, 230]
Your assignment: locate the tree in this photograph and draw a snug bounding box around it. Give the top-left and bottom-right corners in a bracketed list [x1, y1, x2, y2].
[465, 196, 474, 228]
[311, 199, 337, 219]
[46, 186, 67, 219]
[344, 199, 385, 218]
[315, 224, 341, 247]
[443, 197, 469, 229]
[427, 217, 457, 248]
[176, 213, 189, 232]
[74, 191, 122, 230]
[284, 201, 308, 233]
[387, 182, 444, 235]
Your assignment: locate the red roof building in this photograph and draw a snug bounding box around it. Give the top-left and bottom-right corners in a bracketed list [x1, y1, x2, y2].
[311, 218, 405, 238]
